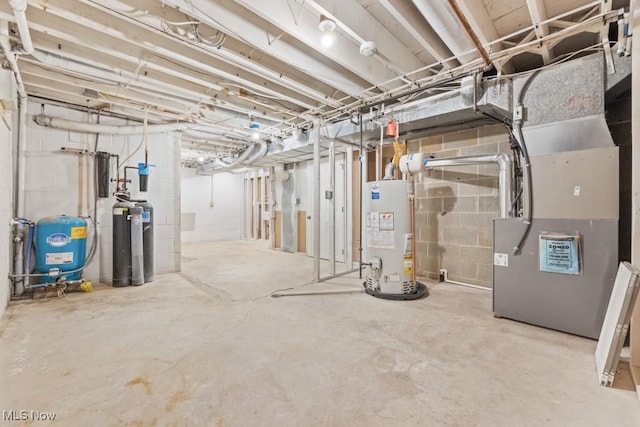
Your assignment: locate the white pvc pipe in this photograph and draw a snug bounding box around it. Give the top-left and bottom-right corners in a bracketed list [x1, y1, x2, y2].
[16, 96, 26, 217]
[0, 21, 26, 98]
[33, 114, 190, 134]
[8, 0, 33, 54]
[440, 269, 491, 292]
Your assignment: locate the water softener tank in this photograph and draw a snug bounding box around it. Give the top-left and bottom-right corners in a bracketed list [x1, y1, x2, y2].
[137, 201, 154, 283]
[36, 216, 87, 282]
[112, 200, 134, 287]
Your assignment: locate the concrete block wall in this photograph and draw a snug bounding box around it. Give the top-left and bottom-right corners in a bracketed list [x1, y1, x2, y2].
[0, 70, 15, 317]
[180, 168, 245, 242]
[408, 125, 511, 287]
[24, 102, 181, 284]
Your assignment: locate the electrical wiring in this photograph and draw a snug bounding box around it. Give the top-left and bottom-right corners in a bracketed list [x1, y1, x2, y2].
[490, 42, 606, 80]
[119, 107, 149, 169]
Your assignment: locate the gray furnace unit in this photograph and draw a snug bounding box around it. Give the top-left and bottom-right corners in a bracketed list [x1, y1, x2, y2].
[493, 146, 619, 339]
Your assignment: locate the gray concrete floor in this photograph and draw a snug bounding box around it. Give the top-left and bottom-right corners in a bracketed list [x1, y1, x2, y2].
[1, 240, 639, 426]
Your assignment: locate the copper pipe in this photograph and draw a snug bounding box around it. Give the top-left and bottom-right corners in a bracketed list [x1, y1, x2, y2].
[447, 0, 492, 66]
[410, 194, 416, 284]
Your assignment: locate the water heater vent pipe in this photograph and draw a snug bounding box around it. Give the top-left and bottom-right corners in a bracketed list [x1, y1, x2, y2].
[400, 152, 513, 218]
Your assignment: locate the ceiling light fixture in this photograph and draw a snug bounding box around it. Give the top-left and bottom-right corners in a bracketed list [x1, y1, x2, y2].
[318, 14, 336, 32]
[321, 33, 334, 48]
[319, 14, 336, 48]
[359, 41, 377, 57]
[250, 122, 260, 140]
[197, 155, 205, 162]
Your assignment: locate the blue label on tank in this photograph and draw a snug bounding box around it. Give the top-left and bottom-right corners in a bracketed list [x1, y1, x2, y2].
[46, 233, 71, 247]
[371, 192, 380, 200]
[142, 212, 151, 223]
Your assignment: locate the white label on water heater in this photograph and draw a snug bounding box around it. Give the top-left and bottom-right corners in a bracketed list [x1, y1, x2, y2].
[46, 252, 74, 265]
[367, 230, 395, 249]
[379, 212, 394, 230]
[371, 183, 380, 200]
[369, 212, 380, 230]
[113, 208, 125, 216]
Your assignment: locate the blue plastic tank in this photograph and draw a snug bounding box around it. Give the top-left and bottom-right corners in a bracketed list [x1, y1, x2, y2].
[35, 215, 88, 282]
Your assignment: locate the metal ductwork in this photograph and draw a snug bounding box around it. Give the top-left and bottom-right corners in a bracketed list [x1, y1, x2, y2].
[515, 53, 630, 157]
[317, 52, 630, 152]
[324, 78, 511, 144]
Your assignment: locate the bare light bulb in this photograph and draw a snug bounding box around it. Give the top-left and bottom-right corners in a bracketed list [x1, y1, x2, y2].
[321, 32, 334, 48]
[252, 131, 260, 140]
[198, 156, 205, 162]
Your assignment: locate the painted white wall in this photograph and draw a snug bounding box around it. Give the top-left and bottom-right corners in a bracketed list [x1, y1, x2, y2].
[180, 168, 244, 242]
[23, 102, 181, 284]
[0, 70, 16, 318]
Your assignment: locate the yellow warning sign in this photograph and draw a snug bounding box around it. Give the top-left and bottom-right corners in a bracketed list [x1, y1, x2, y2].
[403, 255, 413, 274]
[71, 226, 87, 239]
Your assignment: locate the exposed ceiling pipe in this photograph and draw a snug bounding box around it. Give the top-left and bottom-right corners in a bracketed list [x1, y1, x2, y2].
[28, 50, 287, 126]
[185, 127, 253, 139]
[33, 114, 191, 134]
[0, 20, 26, 98]
[181, 133, 244, 149]
[8, 0, 33, 54]
[400, 152, 513, 218]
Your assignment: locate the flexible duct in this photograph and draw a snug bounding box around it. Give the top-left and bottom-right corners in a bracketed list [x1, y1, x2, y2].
[243, 140, 268, 165]
[8, 0, 33, 54]
[197, 140, 267, 174]
[383, 162, 396, 180]
[34, 114, 190, 135]
[214, 143, 256, 170]
[400, 152, 513, 218]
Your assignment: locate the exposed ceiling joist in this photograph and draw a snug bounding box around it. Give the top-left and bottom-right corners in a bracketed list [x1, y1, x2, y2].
[526, 0, 555, 63]
[29, 0, 322, 113]
[232, 0, 403, 90]
[162, 0, 374, 97]
[298, 0, 433, 80]
[86, 0, 348, 110]
[377, 0, 458, 70]
[0, 0, 623, 167]
[455, 0, 515, 73]
[410, 0, 478, 64]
